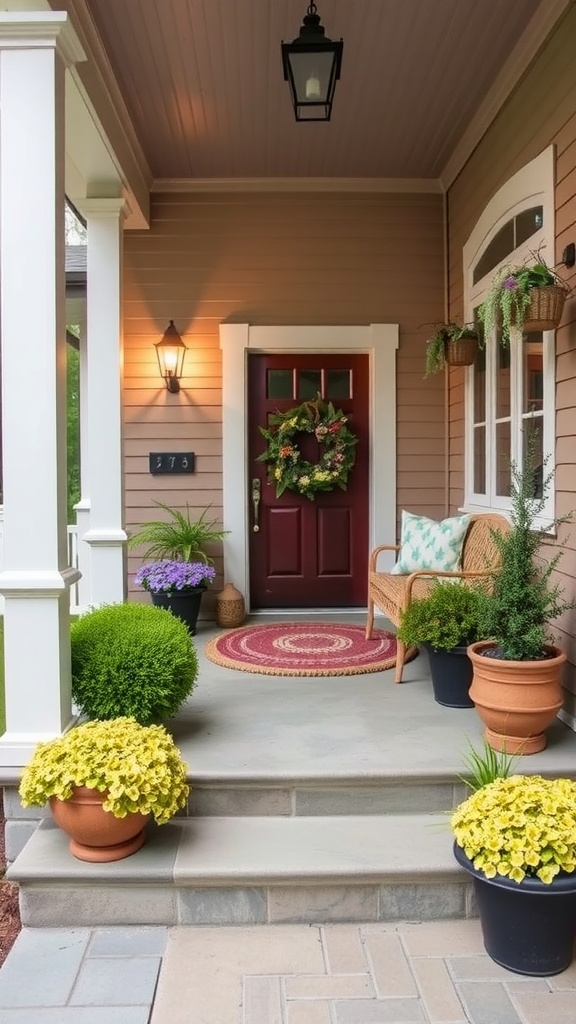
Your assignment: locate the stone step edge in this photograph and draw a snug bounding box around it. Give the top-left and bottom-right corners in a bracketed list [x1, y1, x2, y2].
[10, 812, 461, 886]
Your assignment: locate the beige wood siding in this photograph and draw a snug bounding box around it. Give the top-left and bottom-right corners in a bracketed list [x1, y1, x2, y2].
[123, 191, 445, 601]
[446, 4, 576, 702]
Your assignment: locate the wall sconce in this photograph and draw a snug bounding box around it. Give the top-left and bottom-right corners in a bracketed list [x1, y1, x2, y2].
[155, 320, 187, 393]
[281, 2, 343, 122]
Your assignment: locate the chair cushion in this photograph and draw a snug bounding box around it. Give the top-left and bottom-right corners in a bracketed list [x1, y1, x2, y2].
[390, 511, 471, 575]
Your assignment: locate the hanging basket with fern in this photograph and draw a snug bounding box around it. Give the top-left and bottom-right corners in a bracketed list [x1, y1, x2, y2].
[425, 324, 479, 376]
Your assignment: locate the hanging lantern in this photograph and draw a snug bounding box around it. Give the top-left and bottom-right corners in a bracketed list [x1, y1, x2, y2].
[281, 2, 343, 122]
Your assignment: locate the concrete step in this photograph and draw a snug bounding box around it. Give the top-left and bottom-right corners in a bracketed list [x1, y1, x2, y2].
[9, 812, 475, 928]
[187, 773, 468, 817]
[2, 772, 469, 864]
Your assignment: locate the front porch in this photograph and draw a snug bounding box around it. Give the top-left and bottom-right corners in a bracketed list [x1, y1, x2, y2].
[6, 612, 576, 929]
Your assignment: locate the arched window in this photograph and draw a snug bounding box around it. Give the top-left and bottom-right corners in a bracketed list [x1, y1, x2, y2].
[462, 148, 555, 524]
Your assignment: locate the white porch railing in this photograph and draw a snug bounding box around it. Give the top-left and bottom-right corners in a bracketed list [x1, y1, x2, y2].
[0, 514, 81, 615]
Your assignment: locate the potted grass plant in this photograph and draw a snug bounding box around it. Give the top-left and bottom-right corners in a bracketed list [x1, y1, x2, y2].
[452, 771, 576, 976]
[397, 581, 482, 707]
[424, 323, 480, 376]
[129, 501, 228, 634]
[477, 255, 570, 345]
[468, 428, 575, 754]
[19, 717, 189, 863]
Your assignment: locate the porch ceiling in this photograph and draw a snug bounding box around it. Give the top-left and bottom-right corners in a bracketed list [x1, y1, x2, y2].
[68, 0, 555, 188]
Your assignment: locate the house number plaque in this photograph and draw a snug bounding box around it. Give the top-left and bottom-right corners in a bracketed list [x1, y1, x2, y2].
[149, 452, 195, 475]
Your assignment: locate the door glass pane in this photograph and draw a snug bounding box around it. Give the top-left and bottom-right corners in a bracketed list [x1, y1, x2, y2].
[474, 427, 486, 494]
[267, 369, 293, 400]
[326, 370, 351, 400]
[496, 338, 511, 419]
[515, 206, 543, 247]
[298, 370, 321, 400]
[473, 346, 485, 423]
[523, 339, 543, 413]
[496, 421, 511, 496]
[473, 221, 514, 284]
[522, 416, 544, 499]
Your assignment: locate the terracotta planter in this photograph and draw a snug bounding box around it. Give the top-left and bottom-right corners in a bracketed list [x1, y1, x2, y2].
[49, 787, 150, 862]
[467, 640, 565, 754]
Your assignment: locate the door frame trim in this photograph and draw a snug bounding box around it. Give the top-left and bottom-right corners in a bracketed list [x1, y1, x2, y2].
[219, 323, 399, 609]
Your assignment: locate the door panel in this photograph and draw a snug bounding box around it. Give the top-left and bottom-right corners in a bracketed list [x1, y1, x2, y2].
[317, 507, 352, 575]
[267, 508, 302, 575]
[248, 353, 369, 608]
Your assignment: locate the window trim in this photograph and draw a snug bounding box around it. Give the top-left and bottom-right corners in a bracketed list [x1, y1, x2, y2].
[462, 147, 556, 527]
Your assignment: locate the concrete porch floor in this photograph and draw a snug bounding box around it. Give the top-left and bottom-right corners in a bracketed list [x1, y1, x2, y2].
[3, 610, 576, 1023]
[172, 611, 576, 783]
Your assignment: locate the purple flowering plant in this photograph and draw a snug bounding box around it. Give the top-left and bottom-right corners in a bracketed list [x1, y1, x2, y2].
[134, 560, 216, 594]
[477, 255, 569, 345]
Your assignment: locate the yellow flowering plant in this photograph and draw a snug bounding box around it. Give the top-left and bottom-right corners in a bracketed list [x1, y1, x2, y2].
[19, 717, 189, 825]
[451, 774, 576, 884]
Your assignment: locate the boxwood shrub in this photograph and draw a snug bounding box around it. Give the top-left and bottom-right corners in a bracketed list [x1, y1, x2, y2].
[71, 603, 198, 725]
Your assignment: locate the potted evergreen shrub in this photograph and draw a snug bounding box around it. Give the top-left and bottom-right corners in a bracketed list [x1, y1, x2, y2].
[452, 773, 576, 976]
[129, 501, 228, 633]
[19, 717, 189, 862]
[477, 256, 570, 345]
[397, 581, 482, 707]
[468, 429, 575, 753]
[424, 323, 479, 376]
[71, 602, 199, 725]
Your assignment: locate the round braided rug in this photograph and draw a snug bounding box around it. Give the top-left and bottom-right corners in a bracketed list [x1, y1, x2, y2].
[205, 623, 415, 677]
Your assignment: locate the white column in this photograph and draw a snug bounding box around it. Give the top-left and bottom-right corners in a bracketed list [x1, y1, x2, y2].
[73, 312, 92, 612]
[0, 13, 85, 766]
[77, 198, 127, 607]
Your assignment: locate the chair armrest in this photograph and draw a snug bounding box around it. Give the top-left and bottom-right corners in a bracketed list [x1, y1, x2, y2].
[368, 544, 400, 573]
[400, 568, 493, 611]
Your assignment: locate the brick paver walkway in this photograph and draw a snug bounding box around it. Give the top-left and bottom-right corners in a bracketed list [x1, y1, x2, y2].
[151, 920, 576, 1024]
[1, 920, 576, 1023]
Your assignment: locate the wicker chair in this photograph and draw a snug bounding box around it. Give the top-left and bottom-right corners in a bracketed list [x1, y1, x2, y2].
[366, 513, 510, 683]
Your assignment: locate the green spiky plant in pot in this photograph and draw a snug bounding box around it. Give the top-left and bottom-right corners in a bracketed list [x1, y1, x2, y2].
[129, 501, 229, 634]
[468, 427, 575, 754]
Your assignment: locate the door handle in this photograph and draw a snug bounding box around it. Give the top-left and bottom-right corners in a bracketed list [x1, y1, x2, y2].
[251, 478, 261, 532]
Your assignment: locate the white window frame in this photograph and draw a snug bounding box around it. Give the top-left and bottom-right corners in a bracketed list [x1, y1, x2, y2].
[462, 147, 556, 527]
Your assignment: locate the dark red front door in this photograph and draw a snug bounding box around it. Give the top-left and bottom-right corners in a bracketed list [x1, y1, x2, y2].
[248, 353, 369, 608]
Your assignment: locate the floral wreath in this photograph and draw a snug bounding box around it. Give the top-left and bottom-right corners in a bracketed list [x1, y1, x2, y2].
[257, 397, 357, 500]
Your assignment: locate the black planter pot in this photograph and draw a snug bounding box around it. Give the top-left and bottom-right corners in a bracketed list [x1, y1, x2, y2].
[423, 644, 474, 708]
[151, 586, 206, 636]
[454, 842, 576, 976]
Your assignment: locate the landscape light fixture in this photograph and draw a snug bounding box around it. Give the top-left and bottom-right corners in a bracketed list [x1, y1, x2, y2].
[281, 2, 343, 122]
[155, 320, 186, 393]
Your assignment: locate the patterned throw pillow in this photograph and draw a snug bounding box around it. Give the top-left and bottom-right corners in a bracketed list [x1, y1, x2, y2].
[390, 511, 471, 575]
